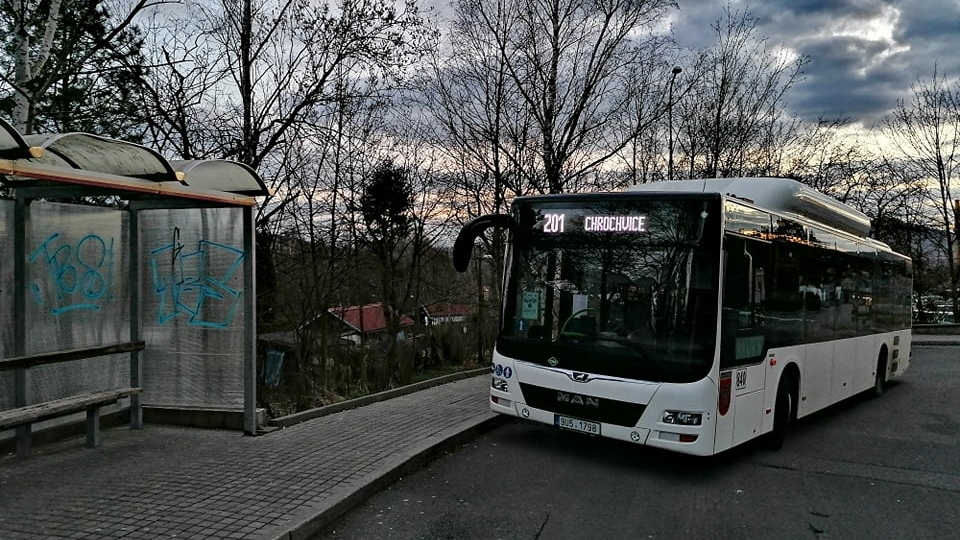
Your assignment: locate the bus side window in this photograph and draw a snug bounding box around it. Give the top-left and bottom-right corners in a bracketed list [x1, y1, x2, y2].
[721, 235, 767, 368]
[722, 238, 749, 309]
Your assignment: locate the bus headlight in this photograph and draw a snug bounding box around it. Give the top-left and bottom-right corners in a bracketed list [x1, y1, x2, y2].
[662, 410, 702, 426]
[492, 377, 509, 392]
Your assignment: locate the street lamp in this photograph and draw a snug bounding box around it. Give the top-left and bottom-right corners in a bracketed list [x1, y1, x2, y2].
[954, 198, 960, 267]
[954, 199, 959, 237]
[954, 199, 960, 317]
[667, 66, 682, 182]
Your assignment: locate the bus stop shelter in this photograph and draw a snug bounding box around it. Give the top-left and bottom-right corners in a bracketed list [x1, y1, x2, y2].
[0, 118, 267, 452]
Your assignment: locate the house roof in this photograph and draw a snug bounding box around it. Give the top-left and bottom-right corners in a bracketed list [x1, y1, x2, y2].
[423, 301, 472, 318]
[328, 303, 414, 333]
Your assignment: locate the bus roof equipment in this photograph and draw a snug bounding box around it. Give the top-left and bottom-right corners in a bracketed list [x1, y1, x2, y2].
[628, 177, 872, 238]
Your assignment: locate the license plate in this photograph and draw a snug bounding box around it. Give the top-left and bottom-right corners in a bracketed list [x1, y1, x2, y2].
[555, 414, 601, 436]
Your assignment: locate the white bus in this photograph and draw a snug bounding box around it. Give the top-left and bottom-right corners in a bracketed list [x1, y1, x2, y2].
[453, 177, 912, 456]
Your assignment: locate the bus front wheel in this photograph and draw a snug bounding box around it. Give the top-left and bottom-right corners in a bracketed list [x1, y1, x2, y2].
[765, 378, 794, 451]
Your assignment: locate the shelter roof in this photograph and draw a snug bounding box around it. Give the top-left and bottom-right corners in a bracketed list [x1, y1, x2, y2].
[0, 118, 267, 206]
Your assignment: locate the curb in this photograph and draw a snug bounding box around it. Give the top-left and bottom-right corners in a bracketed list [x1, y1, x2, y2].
[269, 367, 490, 429]
[260, 413, 510, 540]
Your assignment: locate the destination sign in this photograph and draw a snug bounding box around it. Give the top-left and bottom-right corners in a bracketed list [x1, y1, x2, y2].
[541, 212, 648, 234]
[584, 215, 646, 232]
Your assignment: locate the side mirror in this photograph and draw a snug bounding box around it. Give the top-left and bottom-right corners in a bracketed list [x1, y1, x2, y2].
[452, 214, 516, 272]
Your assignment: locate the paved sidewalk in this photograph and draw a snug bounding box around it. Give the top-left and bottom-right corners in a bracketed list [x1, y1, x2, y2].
[912, 333, 960, 345]
[0, 375, 503, 540]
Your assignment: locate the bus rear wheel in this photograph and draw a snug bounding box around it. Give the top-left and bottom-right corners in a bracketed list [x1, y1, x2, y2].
[872, 356, 887, 397]
[765, 379, 793, 451]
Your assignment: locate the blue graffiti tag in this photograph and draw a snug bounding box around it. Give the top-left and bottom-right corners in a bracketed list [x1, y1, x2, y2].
[28, 233, 114, 315]
[149, 238, 245, 328]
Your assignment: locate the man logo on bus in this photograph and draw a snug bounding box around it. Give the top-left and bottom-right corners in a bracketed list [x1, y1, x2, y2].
[557, 392, 600, 408]
[548, 357, 559, 367]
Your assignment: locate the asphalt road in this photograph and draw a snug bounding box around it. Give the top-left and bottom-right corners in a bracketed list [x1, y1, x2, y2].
[315, 345, 960, 540]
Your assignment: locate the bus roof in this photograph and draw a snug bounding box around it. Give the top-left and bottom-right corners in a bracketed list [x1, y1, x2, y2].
[627, 177, 872, 238]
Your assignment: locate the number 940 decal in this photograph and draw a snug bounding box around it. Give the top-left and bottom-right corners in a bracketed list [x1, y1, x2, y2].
[491, 363, 513, 378]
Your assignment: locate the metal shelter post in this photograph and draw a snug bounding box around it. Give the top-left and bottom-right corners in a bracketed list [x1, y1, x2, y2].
[243, 205, 257, 435]
[128, 207, 143, 428]
[13, 194, 30, 456]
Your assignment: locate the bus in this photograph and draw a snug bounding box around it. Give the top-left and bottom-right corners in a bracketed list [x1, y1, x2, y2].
[453, 177, 912, 456]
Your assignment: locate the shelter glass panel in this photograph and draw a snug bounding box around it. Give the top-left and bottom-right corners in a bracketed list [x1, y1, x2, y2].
[25, 202, 131, 352]
[140, 207, 247, 409]
[23, 202, 131, 403]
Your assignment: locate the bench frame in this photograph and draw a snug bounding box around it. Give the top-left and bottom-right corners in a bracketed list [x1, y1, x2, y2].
[1, 341, 144, 456]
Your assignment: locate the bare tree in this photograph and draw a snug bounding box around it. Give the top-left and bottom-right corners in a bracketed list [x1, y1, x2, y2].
[136, 0, 437, 215]
[881, 67, 960, 315]
[421, 0, 541, 219]
[127, 0, 440, 405]
[419, 0, 538, 323]
[615, 50, 695, 186]
[424, 0, 679, 349]
[135, 0, 437, 328]
[672, 6, 808, 179]
[434, 0, 677, 196]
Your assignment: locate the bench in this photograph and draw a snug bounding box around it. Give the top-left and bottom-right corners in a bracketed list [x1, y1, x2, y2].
[0, 341, 144, 456]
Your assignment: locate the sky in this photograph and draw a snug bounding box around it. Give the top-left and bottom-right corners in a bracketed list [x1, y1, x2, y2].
[669, 0, 960, 128]
[426, 0, 960, 130]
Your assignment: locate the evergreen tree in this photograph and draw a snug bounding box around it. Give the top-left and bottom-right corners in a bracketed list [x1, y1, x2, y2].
[358, 159, 416, 384]
[0, 0, 150, 138]
[360, 160, 414, 261]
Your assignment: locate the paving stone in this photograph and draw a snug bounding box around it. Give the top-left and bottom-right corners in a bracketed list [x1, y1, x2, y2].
[0, 376, 498, 539]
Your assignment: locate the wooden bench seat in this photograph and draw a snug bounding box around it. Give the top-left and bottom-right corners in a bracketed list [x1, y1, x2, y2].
[0, 387, 141, 449]
[1, 341, 145, 455]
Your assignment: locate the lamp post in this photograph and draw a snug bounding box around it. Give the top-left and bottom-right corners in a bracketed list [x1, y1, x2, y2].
[954, 199, 959, 243]
[955, 199, 960, 317]
[667, 66, 682, 182]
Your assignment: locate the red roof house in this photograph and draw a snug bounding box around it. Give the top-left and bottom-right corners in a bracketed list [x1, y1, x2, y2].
[327, 302, 415, 345]
[421, 301, 472, 325]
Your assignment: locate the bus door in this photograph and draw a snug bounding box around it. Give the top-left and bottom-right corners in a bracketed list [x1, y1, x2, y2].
[717, 231, 770, 452]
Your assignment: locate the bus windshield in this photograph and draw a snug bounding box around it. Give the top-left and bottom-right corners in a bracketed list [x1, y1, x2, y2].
[498, 195, 722, 383]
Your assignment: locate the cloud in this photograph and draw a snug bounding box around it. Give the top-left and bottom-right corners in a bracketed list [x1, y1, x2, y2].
[670, 0, 960, 125]
[429, 0, 960, 127]
[787, 34, 907, 125]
